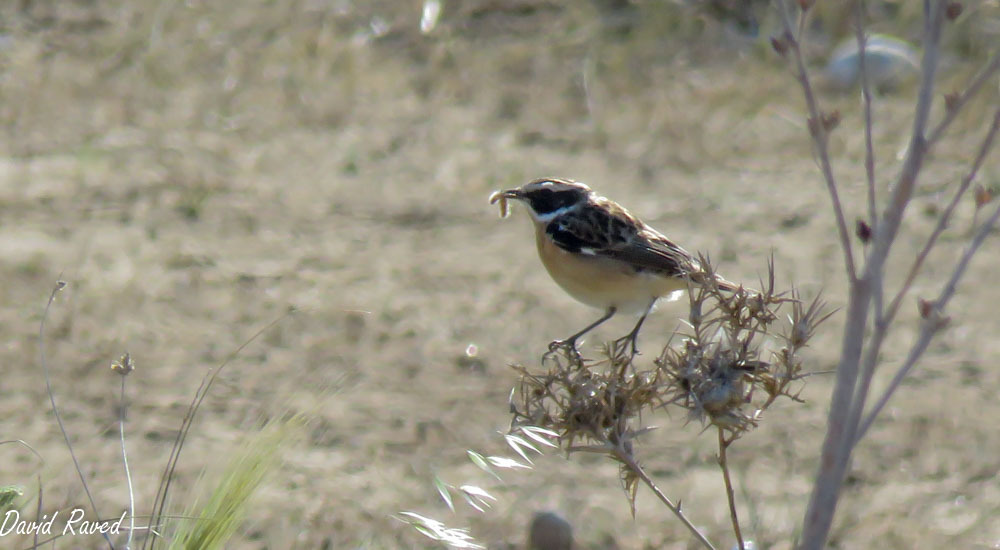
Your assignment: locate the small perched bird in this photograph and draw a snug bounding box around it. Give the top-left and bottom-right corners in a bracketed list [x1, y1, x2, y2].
[491, 178, 738, 354]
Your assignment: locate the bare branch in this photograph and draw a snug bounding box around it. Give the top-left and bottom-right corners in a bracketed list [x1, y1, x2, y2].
[927, 50, 1000, 146]
[885, 109, 1000, 323]
[799, 2, 948, 548]
[717, 430, 745, 550]
[866, 0, 945, 271]
[777, 0, 857, 282]
[858, 198, 1000, 441]
[853, 0, 878, 228]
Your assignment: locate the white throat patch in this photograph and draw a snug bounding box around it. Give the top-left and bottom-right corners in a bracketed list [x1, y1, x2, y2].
[531, 204, 578, 223]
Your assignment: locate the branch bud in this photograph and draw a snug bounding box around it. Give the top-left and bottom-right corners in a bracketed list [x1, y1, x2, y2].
[855, 219, 872, 244]
[770, 35, 789, 56]
[974, 184, 993, 209]
[946, 2, 963, 21]
[944, 92, 960, 112]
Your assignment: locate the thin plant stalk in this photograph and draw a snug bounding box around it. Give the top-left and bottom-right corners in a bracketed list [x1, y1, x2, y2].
[776, 0, 857, 282]
[858, 196, 1000, 440]
[717, 429, 744, 550]
[120, 374, 136, 549]
[613, 446, 716, 550]
[854, 0, 878, 228]
[39, 281, 114, 550]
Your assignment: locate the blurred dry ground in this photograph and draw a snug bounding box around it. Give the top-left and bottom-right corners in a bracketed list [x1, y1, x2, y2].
[1, 1, 999, 548]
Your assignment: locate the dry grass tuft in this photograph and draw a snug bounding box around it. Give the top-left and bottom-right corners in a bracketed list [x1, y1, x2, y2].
[168, 415, 305, 550]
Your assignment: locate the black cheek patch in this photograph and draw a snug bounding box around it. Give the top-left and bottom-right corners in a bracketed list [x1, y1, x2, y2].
[529, 189, 579, 214]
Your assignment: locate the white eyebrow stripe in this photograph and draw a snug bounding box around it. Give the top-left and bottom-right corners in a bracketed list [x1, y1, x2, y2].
[579, 247, 598, 256]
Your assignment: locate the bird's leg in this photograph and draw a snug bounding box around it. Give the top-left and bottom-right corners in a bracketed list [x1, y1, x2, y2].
[548, 307, 617, 357]
[615, 298, 657, 358]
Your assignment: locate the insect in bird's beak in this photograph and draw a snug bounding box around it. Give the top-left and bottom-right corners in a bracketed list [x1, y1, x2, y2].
[488, 189, 522, 218]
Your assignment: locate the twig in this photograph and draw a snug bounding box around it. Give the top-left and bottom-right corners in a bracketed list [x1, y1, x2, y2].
[857, 198, 1000, 441]
[613, 446, 717, 550]
[854, 0, 878, 229]
[797, 2, 948, 548]
[717, 429, 745, 550]
[34, 473, 42, 550]
[885, 109, 1000, 323]
[843, 0, 884, 454]
[39, 281, 114, 550]
[119, 371, 136, 549]
[927, 50, 1000, 146]
[777, 0, 857, 282]
[843, 65, 1000, 510]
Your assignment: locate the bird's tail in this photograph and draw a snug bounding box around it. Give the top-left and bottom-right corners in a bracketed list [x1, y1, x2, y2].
[715, 277, 742, 293]
[689, 271, 744, 294]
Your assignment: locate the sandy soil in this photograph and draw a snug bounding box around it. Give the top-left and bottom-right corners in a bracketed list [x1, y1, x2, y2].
[1, 1, 999, 548]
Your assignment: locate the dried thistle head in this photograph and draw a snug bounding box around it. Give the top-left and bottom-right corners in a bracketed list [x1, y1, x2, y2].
[510, 255, 831, 453]
[111, 352, 135, 376]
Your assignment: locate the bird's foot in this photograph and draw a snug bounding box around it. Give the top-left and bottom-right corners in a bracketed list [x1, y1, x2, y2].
[544, 338, 583, 366]
[611, 332, 641, 360]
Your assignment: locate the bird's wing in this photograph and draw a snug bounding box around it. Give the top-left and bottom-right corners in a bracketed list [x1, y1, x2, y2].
[545, 201, 695, 278]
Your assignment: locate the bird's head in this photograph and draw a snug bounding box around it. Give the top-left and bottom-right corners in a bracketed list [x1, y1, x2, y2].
[490, 178, 592, 222]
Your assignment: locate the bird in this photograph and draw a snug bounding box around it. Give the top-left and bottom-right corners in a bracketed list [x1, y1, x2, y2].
[490, 177, 739, 356]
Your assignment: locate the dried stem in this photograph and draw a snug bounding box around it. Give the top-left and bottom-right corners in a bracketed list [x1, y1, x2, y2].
[926, 50, 1000, 146]
[885, 109, 1000, 324]
[119, 373, 136, 549]
[38, 281, 114, 550]
[717, 429, 744, 550]
[777, 0, 857, 282]
[853, 0, 878, 228]
[780, 0, 1000, 547]
[613, 446, 716, 550]
[858, 197, 1000, 441]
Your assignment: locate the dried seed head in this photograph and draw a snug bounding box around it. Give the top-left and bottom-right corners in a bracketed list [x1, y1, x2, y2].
[945, 2, 963, 20]
[510, 255, 815, 479]
[111, 352, 135, 376]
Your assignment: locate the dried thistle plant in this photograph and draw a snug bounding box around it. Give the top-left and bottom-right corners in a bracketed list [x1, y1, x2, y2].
[509, 256, 830, 549]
